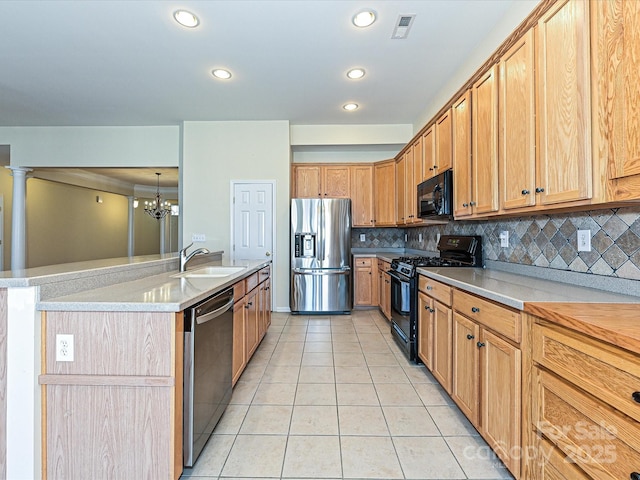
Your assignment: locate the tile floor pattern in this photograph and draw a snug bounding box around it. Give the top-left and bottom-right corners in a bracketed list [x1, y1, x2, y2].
[181, 310, 514, 480]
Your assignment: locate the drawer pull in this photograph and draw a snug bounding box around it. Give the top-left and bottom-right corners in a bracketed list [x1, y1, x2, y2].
[466, 334, 475, 340]
[632, 392, 640, 403]
[630, 473, 640, 480]
[471, 307, 480, 313]
[477, 342, 485, 348]
[426, 285, 432, 290]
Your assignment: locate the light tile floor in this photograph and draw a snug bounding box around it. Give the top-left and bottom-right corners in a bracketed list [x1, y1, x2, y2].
[181, 310, 514, 480]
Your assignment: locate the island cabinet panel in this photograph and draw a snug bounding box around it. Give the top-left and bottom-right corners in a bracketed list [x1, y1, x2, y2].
[44, 311, 173, 375]
[41, 310, 182, 480]
[536, 0, 592, 205]
[46, 385, 173, 480]
[0, 289, 6, 480]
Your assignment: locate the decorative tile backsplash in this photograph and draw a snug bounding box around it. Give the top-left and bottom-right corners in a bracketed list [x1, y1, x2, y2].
[354, 206, 640, 281]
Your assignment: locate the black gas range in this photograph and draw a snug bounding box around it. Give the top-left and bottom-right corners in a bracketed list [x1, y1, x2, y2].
[389, 235, 483, 362]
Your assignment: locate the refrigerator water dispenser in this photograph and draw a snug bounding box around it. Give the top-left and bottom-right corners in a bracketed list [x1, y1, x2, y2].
[294, 233, 316, 258]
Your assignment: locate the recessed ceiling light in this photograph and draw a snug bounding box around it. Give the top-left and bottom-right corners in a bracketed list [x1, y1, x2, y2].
[343, 103, 359, 111]
[212, 69, 232, 80]
[173, 10, 199, 28]
[352, 10, 376, 28]
[347, 68, 366, 80]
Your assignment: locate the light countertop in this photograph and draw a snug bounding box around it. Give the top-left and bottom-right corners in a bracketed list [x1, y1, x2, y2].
[417, 267, 639, 310]
[35, 257, 269, 312]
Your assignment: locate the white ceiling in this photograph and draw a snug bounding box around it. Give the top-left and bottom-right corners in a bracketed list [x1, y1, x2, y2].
[0, 0, 534, 127]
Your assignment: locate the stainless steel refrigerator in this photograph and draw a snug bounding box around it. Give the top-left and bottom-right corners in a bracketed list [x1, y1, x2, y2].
[290, 198, 352, 314]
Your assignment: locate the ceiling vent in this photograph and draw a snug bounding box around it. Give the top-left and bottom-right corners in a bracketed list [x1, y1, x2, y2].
[391, 14, 415, 39]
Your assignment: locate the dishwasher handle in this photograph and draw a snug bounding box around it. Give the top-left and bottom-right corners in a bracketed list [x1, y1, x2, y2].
[196, 298, 234, 325]
[190, 288, 234, 327]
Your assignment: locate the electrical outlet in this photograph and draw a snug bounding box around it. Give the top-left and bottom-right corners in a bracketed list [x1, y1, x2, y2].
[192, 233, 206, 242]
[499, 231, 509, 248]
[418, 233, 423, 242]
[56, 334, 74, 362]
[577, 230, 591, 252]
[359, 234, 366, 242]
[404, 233, 408, 242]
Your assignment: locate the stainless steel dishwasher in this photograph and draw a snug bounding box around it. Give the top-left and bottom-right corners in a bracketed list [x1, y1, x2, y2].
[183, 287, 234, 467]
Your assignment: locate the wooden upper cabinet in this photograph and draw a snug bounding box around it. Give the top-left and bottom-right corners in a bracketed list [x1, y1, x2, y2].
[323, 165, 351, 197]
[292, 165, 321, 197]
[593, 0, 640, 200]
[395, 155, 406, 224]
[374, 160, 396, 226]
[292, 164, 350, 198]
[499, 29, 536, 211]
[537, 0, 592, 205]
[452, 90, 473, 218]
[472, 64, 499, 215]
[351, 165, 374, 227]
[435, 108, 453, 174]
[421, 125, 436, 181]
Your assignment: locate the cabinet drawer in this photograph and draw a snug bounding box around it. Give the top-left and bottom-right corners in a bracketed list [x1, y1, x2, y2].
[533, 322, 640, 423]
[418, 276, 452, 306]
[355, 257, 373, 267]
[534, 369, 640, 480]
[233, 280, 246, 300]
[453, 289, 520, 343]
[245, 272, 259, 292]
[258, 265, 271, 283]
[535, 437, 590, 479]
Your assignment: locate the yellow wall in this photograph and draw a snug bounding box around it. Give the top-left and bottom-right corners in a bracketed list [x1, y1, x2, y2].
[26, 178, 129, 267]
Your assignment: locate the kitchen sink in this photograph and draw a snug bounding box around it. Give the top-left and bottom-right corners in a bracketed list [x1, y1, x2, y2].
[174, 266, 247, 278]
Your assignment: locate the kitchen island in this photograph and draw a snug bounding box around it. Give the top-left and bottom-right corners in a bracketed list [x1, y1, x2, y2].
[0, 253, 270, 480]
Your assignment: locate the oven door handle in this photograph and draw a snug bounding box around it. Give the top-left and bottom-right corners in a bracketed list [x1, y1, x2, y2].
[387, 270, 410, 283]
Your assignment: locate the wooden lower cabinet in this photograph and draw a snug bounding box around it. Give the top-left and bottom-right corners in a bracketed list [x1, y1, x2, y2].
[417, 291, 433, 369]
[452, 292, 522, 478]
[232, 295, 247, 385]
[377, 259, 391, 320]
[354, 257, 376, 307]
[530, 318, 640, 480]
[431, 300, 453, 394]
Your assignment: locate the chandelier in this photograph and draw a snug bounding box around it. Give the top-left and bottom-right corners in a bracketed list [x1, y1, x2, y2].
[144, 172, 171, 220]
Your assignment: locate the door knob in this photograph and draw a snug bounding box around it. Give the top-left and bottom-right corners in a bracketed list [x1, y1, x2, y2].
[535, 187, 545, 193]
[477, 342, 485, 348]
[521, 189, 530, 195]
[467, 334, 475, 340]
[265, 251, 271, 257]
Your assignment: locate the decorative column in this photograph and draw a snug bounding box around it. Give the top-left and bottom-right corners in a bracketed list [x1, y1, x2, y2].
[127, 196, 135, 257]
[6, 166, 32, 270]
[159, 215, 167, 254]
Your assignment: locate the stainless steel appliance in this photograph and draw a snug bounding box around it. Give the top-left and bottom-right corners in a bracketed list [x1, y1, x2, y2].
[389, 235, 482, 362]
[183, 287, 234, 467]
[418, 169, 453, 219]
[290, 198, 352, 314]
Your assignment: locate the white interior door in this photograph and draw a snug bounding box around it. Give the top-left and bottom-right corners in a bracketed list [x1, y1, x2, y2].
[232, 182, 274, 261]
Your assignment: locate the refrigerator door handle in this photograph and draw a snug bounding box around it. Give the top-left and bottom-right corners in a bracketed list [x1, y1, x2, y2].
[293, 268, 350, 275]
[318, 201, 325, 261]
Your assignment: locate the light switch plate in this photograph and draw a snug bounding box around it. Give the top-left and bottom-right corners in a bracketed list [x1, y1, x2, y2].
[499, 231, 509, 248]
[192, 233, 206, 242]
[418, 233, 423, 242]
[359, 234, 366, 242]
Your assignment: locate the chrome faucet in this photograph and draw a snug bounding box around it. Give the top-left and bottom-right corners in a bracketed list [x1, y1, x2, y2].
[179, 243, 210, 272]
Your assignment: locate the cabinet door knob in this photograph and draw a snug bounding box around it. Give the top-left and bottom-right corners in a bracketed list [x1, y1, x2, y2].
[462, 202, 469, 207]
[426, 285, 432, 290]
[521, 189, 530, 195]
[469, 201, 476, 206]
[477, 342, 485, 348]
[535, 187, 545, 193]
[629, 473, 640, 480]
[429, 167, 434, 171]
[632, 391, 640, 403]
[467, 334, 475, 340]
[433, 165, 438, 169]
[471, 307, 480, 313]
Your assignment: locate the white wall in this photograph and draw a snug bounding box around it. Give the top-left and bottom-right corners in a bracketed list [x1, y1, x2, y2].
[413, 0, 539, 131]
[181, 121, 291, 310]
[0, 126, 179, 167]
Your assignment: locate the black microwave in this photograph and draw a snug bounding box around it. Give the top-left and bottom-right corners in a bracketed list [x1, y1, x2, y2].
[417, 169, 453, 219]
